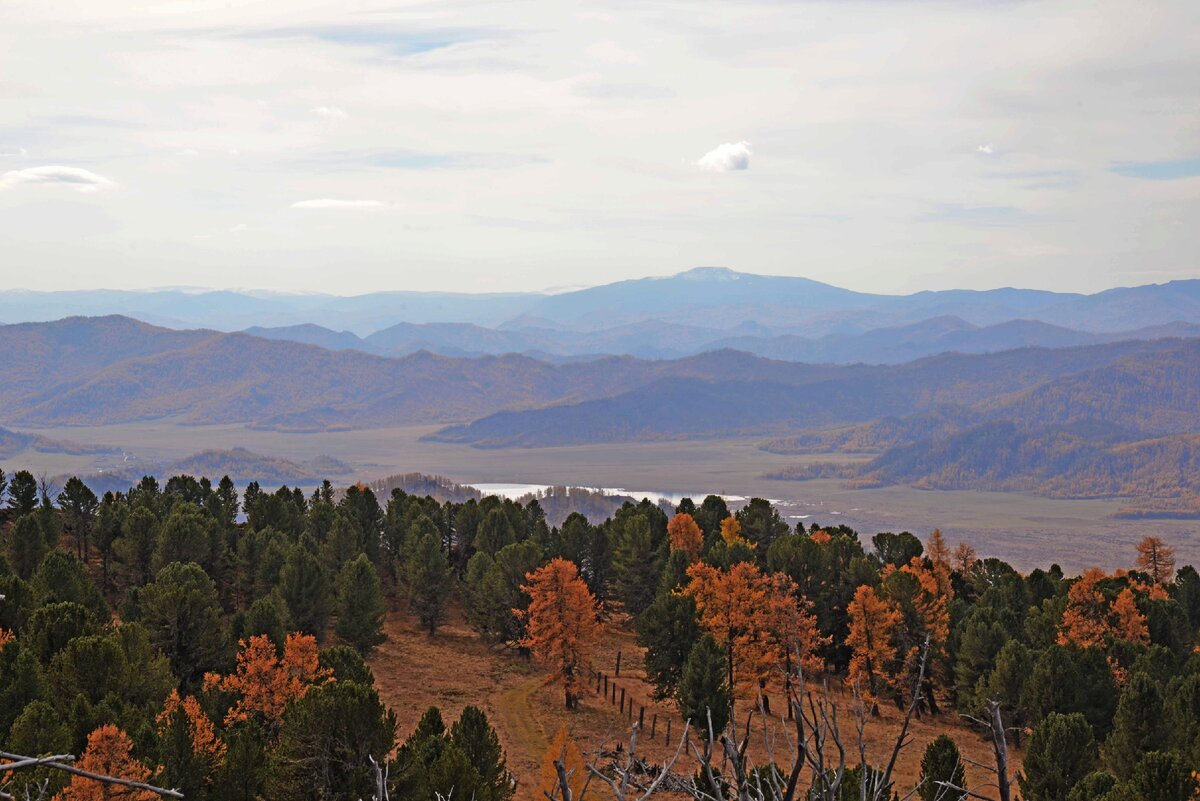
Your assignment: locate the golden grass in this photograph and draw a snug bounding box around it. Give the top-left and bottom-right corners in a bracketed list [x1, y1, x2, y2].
[369, 602, 1021, 800]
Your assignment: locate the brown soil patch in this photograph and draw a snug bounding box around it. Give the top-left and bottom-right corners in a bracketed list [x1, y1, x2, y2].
[369, 602, 1021, 800]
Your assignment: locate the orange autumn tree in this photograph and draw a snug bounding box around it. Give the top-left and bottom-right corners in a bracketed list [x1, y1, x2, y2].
[1110, 587, 1149, 645]
[952, 542, 977, 575]
[55, 725, 158, 801]
[1059, 568, 1113, 648]
[1059, 569, 1149, 649]
[926, 529, 953, 595]
[719, 517, 750, 549]
[203, 632, 331, 726]
[1135, 536, 1176, 584]
[519, 558, 600, 709]
[157, 690, 227, 765]
[846, 584, 902, 709]
[877, 557, 952, 703]
[684, 561, 825, 706]
[667, 513, 704, 560]
[538, 726, 587, 801]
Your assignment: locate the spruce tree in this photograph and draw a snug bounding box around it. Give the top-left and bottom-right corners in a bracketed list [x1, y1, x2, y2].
[677, 634, 731, 738]
[450, 706, 516, 801]
[918, 735, 966, 801]
[8, 515, 46, 580]
[406, 531, 451, 635]
[1127, 751, 1195, 801]
[611, 513, 666, 617]
[241, 594, 289, 651]
[1019, 712, 1098, 801]
[335, 553, 386, 654]
[1104, 672, 1164, 779]
[276, 537, 332, 639]
[6, 470, 38, 517]
[636, 590, 700, 700]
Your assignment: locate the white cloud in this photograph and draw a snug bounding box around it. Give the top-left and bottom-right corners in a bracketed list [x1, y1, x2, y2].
[977, 144, 995, 155]
[0, 146, 28, 158]
[696, 141, 752, 172]
[229, 223, 248, 232]
[179, 148, 201, 157]
[0, 165, 115, 192]
[290, 198, 385, 209]
[311, 106, 348, 120]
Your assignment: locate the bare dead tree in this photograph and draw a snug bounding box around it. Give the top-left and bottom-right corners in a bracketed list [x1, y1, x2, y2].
[934, 700, 1014, 801]
[0, 749, 182, 800]
[668, 636, 935, 801]
[585, 723, 690, 801]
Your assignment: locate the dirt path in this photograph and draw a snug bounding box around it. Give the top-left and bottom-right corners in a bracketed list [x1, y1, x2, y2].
[494, 674, 551, 770]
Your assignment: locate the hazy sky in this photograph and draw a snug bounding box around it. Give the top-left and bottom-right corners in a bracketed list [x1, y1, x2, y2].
[1, 0, 1197, 295]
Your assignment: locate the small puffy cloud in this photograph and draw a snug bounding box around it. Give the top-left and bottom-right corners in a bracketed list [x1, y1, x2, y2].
[696, 141, 752, 172]
[0, 165, 115, 193]
[976, 143, 995, 155]
[0, 146, 28, 158]
[179, 148, 201, 157]
[229, 223, 248, 233]
[290, 198, 385, 209]
[311, 106, 348, 120]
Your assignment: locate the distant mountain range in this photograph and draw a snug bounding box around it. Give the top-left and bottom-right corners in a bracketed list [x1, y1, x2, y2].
[4, 269, 1200, 361]
[2, 312, 1198, 514]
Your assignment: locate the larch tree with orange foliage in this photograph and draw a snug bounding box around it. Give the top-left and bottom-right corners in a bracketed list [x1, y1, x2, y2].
[1109, 587, 1149, 645]
[879, 557, 952, 706]
[1135, 536, 1176, 584]
[684, 561, 825, 714]
[719, 517, 750, 549]
[952, 542, 977, 575]
[156, 691, 226, 796]
[1058, 569, 1150, 651]
[538, 726, 588, 801]
[846, 584, 902, 710]
[55, 725, 159, 801]
[203, 632, 331, 726]
[667, 512, 704, 560]
[519, 558, 600, 709]
[1058, 568, 1113, 649]
[926, 529, 954, 595]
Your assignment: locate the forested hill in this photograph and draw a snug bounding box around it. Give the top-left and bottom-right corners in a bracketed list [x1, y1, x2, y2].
[429, 338, 1200, 447]
[0, 467, 1197, 799]
[3, 317, 1197, 439]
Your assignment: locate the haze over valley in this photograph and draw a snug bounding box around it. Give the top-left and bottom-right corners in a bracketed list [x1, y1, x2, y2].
[2, 267, 1198, 569]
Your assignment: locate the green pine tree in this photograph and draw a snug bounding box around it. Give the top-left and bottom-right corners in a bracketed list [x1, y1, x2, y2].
[335, 553, 387, 654]
[276, 537, 333, 639]
[1019, 712, 1098, 801]
[677, 634, 731, 739]
[406, 531, 452, 635]
[1104, 672, 1164, 779]
[450, 706, 516, 801]
[918, 735, 966, 801]
[636, 590, 700, 700]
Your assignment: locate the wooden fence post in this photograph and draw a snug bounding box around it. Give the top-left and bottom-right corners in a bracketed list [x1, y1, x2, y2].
[619, 687, 625, 713]
[651, 714, 657, 739]
[615, 651, 622, 676]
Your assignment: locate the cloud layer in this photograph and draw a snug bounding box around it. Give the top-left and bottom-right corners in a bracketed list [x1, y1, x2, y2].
[0, 166, 114, 192]
[0, 0, 1196, 294]
[290, 198, 385, 209]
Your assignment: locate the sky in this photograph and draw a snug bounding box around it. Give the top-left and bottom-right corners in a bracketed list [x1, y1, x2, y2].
[0, 0, 1197, 295]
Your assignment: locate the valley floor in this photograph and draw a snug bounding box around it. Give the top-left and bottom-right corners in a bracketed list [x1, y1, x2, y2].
[8, 421, 1199, 571]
